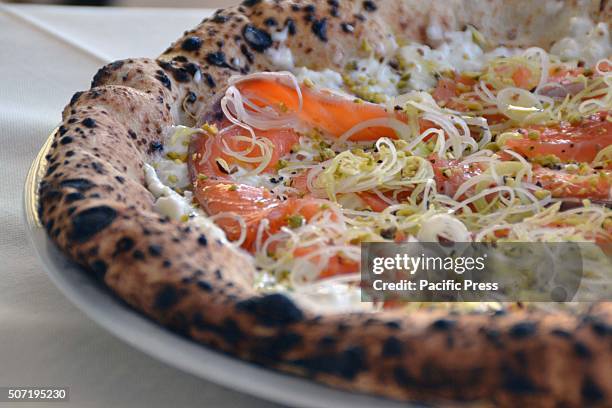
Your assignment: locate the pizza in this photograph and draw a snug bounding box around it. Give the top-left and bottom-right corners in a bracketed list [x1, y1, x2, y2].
[38, 0, 612, 406]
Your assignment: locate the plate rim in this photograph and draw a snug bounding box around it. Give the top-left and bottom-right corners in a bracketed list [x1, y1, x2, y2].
[23, 131, 415, 408]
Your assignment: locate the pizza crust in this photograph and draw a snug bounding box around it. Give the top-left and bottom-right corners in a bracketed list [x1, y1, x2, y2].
[39, 1, 612, 406]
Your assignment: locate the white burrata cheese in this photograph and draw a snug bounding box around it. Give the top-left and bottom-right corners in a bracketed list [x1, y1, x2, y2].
[294, 67, 344, 91]
[347, 57, 401, 98]
[144, 127, 229, 244]
[550, 17, 611, 66]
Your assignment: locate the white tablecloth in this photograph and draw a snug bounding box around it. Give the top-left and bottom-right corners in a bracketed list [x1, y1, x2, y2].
[0, 5, 281, 407]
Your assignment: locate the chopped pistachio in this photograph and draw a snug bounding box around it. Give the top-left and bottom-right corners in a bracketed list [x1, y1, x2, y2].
[201, 122, 218, 135]
[287, 214, 305, 229]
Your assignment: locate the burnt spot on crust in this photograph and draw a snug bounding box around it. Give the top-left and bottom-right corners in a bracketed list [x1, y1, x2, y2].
[509, 321, 537, 339]
[311, 18, 328, 42]
[155, 70, 172, 90]
[181, 36, 203, 52]
[70, 91, 84, 106]
[362, 0, 377, 11]
[431, 318, 456, 331]
[292, 346, 366, 380]
[69, 206, 117, 243]
[286, 18, 296, 35]
[393, 366, 415, 386]
[64, 192, 85, 203]
[154, 284, 179, 311]
[197, 234, 208, 246]
[148, 244, 163, 257]
[60, 178, 95, 192]
[582, 377, 605, 402]
[381, 336, 403, 357]
[90, 260, 108, 280]
[205, 51, 234, 69]
[502, 366, 539, 394]
[59, 136, 73, 145]
[113, 237, 135, 257]
[192, 313, 244, 345]
[236, 293, 303, 326]
[82, 118, 97, 128]
[203, 72, 216, 88]
[242, 24, 272, 52]
[253, 332, 303, 361]
[149, 140, 163, 153]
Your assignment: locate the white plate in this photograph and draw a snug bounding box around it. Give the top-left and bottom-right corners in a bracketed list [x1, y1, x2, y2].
[23, 132, 414, 408]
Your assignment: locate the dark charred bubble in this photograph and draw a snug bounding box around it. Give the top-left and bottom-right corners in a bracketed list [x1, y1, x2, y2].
[291, 346, 366, 380]
[286, 18, 297, 35]
[149, 140, 163, 153]
[264, 17, 277, 26]
[154, 285, 179, 311]
[303, 4, 316, 12]
[574, 341, 592, 358]
[184, 62, 199, 76]
[128, 129, 137, 140]
[502, 366, 538, 394]
[211, 13, 228, 23]
[181, 36, 202, 52]
[148, 244, 163, 257]
[205, 51, 232, 69]
[155, 70, 172, 90]
[203, 72, 216, 88]
[70, 91, 83, 106]
[393, 366, 415, 386]
[60, 136, 73, 145]
[550, 328, 572, 338]
[363, 0, 377, 11]
[582, 377, 605, 402]
[242, 0, 261, 6]
[114, 237, 135, 256]
[509, 321, 537, 339]
[253, 332, 303, 360]
[243, 24, 273, 52]
[192, 313, 244, 345]
[197, 234, 208, 246]
[381, 336, 403, 357]
[82, 118, 96, 128]
[240, 44, 255, 64]
[60, 178, 95, 192]
[431, 318, 456, 331]
[172, 68, 190, 83]
[172, 55, 188, 62]
[311, 18, 328, 42]
[197, 281, 213, 292]
[186, 91, 197, 104]
[64, 192, 85, 203]
[90, 260, 108, 280]
[69, 206, 117, 243]
[236, 293, 303, 326]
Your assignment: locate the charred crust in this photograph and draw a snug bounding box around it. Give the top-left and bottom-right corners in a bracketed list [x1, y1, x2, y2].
[236, 293, 303, 326]
[69, 206, 117, 243]
[242, 24, 273, 52]
[311, 18, 328, 41]
[181, 36, 203, 52]
[38, 2, 612, 406]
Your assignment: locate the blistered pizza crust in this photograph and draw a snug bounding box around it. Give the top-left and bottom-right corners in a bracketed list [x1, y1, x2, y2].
[39, 1, 612, 406]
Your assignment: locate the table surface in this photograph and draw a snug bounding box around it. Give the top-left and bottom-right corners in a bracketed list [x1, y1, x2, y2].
[0, 4, 282, 408]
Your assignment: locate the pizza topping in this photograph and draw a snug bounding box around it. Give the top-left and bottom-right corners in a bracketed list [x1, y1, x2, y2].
[144, 18, 612, 312]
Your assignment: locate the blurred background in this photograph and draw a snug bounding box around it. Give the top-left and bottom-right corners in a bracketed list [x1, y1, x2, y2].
[5, 0, 239, 7]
